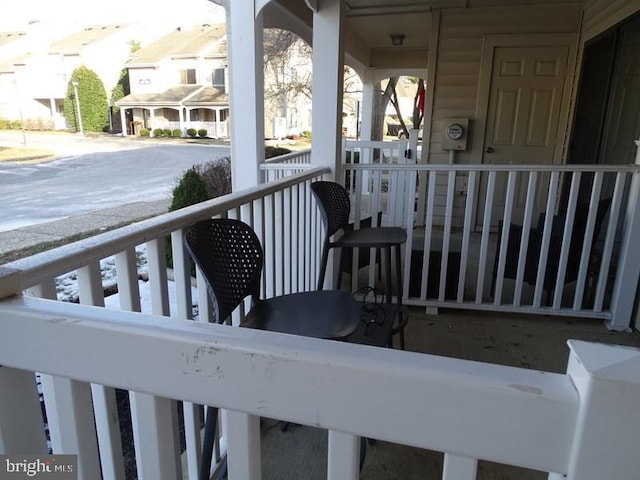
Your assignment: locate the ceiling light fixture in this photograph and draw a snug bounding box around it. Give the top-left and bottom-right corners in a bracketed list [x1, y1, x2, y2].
[390, 34, 405, 46]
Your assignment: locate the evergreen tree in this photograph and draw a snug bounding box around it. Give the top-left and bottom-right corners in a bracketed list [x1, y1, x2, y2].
[64, 66, 109, 133]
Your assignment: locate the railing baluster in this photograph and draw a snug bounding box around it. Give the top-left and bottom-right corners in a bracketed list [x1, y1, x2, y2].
[146, 238, 170, 317]
[40, 374, 102, 479]
[0, 366, 48, 453]
[327, 430, 359, 480]
[421, 171, 436, 302]
[513, 172, 538, 307]
[458, 171, 476, 303]
[283, 187, 292, 294]
[573, 172, 603, 310]
[493, 171, 517, 306]
[439, 171, 456, 302]
[264, 194, 276, 298]
[403, 170, 418, 300]
[476, 171, 495, 304]
[275, 190, 285, 296]
[225, 412, 261, 480]
[533, 171, 560, 308]
[552, 172, 581, 309]
[594, 172, 626, 312]
[78, 261, 126, 480]
[442, 453, 478, 480]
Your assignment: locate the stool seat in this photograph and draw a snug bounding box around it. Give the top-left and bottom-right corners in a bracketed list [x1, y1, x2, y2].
[335, 226, 407, 248]
[242, 290, 360, 339]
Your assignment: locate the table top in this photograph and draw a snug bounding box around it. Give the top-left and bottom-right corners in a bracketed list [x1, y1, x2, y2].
[242, 289, 360, 339]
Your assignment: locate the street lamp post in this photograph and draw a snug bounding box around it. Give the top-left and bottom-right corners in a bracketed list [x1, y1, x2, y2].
[71, 80, 84, 135]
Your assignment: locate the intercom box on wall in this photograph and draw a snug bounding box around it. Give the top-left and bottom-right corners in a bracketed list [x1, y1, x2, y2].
[442, 118, 469, 151]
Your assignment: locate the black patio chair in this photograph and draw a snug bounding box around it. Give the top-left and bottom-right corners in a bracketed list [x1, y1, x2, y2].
[492, 198, 611, 304]
[310, 180, 408, 349]
[184, 218, 363, 480]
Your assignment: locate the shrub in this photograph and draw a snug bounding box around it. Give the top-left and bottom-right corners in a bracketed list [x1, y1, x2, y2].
[163, 128, 172, 137]
[166, 157, 232, 271]
[153, 128, 164, 137]
[139, 128, 149, 137]
[172, 129, 182, 138]
[197, 128, 208, 138]
[196, 157, 232, 199]
[187, 128, 197, 138]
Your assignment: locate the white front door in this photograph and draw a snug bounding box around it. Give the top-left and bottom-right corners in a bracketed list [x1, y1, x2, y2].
[478, 45, 570, 226]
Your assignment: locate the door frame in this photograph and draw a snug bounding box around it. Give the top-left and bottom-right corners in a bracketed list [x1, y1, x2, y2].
[472, 33, 578, 167]
[471, 34, 578, 229]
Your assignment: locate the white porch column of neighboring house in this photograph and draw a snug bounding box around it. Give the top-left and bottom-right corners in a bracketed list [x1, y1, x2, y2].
[119, 108, 127, 137]
[310, 0, 345, 177]
[180, 107, 186, 136]
[227, 0, 264, 191]
[149, 108, 156, 137]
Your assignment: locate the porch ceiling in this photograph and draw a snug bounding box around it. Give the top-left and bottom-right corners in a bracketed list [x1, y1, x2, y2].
[267, 0, 587, 71]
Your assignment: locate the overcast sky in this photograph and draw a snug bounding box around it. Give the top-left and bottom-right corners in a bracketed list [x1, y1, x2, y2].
[0, 0, 225, 31]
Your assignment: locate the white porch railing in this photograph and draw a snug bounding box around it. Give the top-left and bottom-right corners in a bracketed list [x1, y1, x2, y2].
[0, 168, 328, 480]
[261, 148, 312, 181]
[260, 141, 640, 331]
[1, 167, 639, 480]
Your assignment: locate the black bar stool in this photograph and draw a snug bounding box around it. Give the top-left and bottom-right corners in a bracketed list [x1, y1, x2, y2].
[311, 180, 408, 349]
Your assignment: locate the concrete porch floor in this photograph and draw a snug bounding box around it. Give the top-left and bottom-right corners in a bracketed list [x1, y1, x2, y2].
[258, 307, 640, 480]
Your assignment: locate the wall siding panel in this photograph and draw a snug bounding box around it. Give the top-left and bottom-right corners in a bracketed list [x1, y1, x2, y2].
[427, 4, 581, 167]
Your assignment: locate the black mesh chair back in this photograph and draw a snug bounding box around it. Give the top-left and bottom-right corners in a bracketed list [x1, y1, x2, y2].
[310, 180, 352, 236]
[184, 218, 263, 324]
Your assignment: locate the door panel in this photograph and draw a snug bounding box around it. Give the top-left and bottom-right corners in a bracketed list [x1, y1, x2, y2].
[479, 45, 569, 227]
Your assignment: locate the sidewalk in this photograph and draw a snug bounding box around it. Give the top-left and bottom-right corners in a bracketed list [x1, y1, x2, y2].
[0, 199, 170, 262]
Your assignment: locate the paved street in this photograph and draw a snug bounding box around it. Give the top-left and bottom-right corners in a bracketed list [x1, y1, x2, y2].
[0, 131, 230, 232]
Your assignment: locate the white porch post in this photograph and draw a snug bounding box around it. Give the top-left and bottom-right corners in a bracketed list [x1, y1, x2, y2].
[149, 109, 156, 136]
[228, 0, 264, 190]
[119, 109, 127, 137]
[607, 138, 640, 331]
[310, 0, 345, 178]
[179, 108, 186, 137]
[359, 69, 375, 142]
[547, 341, 640, 480]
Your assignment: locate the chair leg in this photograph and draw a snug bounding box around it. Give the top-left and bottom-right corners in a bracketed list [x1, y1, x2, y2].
[317, 245, 330, 291]
[200, 406, 218, 480]
[335, 248, 346, 290]
[394, 244, 406, 350]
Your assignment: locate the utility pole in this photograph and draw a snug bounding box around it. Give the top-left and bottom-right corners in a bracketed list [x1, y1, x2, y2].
[71, 81, 84, 135]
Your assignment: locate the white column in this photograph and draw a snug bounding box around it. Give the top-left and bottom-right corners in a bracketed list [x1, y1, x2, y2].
[359, 69, 375, 141]
[228, 0, 264, 190]
[119, 109, 127, 136]
[549, 341, 640, 480]
[310, 0, 345, 178]
[149, 109, 156, 136]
